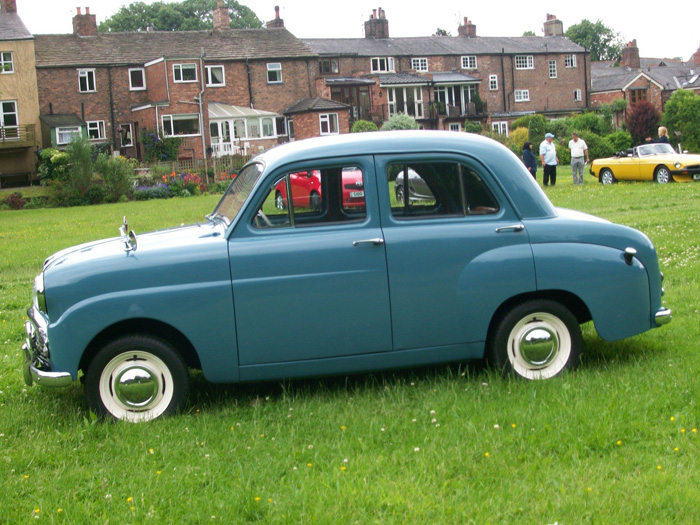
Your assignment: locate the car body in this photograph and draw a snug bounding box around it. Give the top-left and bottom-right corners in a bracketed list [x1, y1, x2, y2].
[590, 143, 700, 184]
[22, 130, 671, 422]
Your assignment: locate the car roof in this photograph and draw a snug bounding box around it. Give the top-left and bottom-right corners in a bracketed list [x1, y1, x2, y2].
[251, 130, 556, 219]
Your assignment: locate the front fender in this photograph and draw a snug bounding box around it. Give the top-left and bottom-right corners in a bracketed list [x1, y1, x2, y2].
[532, 243, 651, 340]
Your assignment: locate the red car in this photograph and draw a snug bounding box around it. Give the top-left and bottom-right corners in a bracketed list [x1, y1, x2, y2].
[275, 168, 366, 211]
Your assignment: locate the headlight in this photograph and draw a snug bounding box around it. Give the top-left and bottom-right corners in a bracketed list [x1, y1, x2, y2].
[674, 162, 682, 169]
[33, 273, 47, 314]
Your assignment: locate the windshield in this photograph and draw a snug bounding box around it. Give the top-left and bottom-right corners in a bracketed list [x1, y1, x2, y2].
[209, 163, 264, 225]
[637, 143, 675, 156]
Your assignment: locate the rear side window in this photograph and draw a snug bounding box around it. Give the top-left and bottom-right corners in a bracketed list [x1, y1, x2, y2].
[387, 161, 499, 218]
[253, 165, 367, 229]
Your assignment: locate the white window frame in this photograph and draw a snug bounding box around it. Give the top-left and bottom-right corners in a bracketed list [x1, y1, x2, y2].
[565, 55, 577, 68]
[515, 55, 534, 70]
[371, 57, 395, 73]
[489, 75, 498, 91]
[161, 113, 201, 137]
[56, 126, 82, 145]
[0, 100, 19, 139]
[549, 60, 557, 79]
[119, 123, 134, 147]
[267, 63, 282, 84]
[491, 121, 508, 135]
[387, 86, 424, 118]
[514, 90, 530, 102]
[411, 58, 428, 72]
[173, 63, 198, 83]
[448, 123, 461, 132]
[1, 52, 14, 74]
[574, 89, 582, 102]
[87, 120, 106, 140]
[205, 65, 226, 87]
[128, 68, 146, 91]
[319, 113, 339, 135]
[78, 69, 96, 93]
[461, 56, 477, 69]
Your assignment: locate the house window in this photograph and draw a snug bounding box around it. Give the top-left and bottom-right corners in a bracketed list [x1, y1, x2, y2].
[319, 59, 339, 74]
[371, 57, 395, 73]
[515, 55, 534, 70]
[87, 120, 106, 140]
[411, 58, 428, 72]
[1, 52, 13, 74]
[549, 60, 557, 78]
[162, 114, 200, 136]
[448, 123, 461, 132]
[388, 86, 424, 118]
[492, 121, 508, 135]
[276, 116, 287, 136]
[461, 56, 477, 69]
[57, 126, 82, 145]
[78, 69, 96, 92]
[565, 55, 577, 68]
[129, 68, 146, 90]
[630, 88, 647, 105]
[173, 63, 197, 83]
[119, 123, 134, 147]
[319, 113, 339, 135]
[574, 89, 582, 102]
[267, 63, 282, 83]
[0, 100, 18, 139]
[262, 117, 275, 137]
[205, 65, 225, 87]
[489, 75, 498, 91]
[514, 90, 530, 102]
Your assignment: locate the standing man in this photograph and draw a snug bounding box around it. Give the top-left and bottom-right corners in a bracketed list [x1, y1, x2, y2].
[567, 132, 589, 185]
[539, 133, 558, 186]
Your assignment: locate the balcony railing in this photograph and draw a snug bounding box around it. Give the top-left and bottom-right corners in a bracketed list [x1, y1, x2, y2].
[0, 124, 36, 149]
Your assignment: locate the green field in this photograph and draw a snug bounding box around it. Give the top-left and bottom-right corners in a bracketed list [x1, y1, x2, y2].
[1, 171, 700, 522]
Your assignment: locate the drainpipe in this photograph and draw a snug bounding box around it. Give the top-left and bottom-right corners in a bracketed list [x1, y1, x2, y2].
[583, 49, 589, 109]
[500, 49, 507, 112]
[199, 49, 208, 184]
[108, 66, 117, 154]
[245, 58, 254, 108]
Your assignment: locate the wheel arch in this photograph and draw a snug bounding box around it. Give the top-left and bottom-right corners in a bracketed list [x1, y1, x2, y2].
[80, 318, 202, 376]
[486, 290, 591, 343]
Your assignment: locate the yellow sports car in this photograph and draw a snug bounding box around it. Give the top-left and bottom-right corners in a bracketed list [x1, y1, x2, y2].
[590, 143, 700, 184]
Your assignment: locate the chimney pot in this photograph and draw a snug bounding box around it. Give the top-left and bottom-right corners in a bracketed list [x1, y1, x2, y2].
[76, 6, 81, 14]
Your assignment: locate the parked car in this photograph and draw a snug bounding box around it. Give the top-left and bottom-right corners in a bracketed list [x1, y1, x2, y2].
[590, 143, 700, 184]
[23, 131, 671, 422]
[275, 168, 365, 211]
[394, 167, 434, 204]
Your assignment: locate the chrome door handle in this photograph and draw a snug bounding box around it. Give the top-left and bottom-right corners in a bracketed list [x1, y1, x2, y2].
[353, 238, 385, 246]
[495, 224, 525, 233]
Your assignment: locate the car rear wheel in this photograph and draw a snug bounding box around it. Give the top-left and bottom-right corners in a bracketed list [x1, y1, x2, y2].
[395, 184, 405, 204]
[654, 166, 672, 184]
[85, 335, 189, 422]
[275, 190, 285, 210]
[487, 300, 582, 380]
[599, 168, 616, 185]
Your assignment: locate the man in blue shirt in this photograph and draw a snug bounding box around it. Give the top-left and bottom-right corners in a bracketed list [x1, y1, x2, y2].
[539, 133, 558, 186]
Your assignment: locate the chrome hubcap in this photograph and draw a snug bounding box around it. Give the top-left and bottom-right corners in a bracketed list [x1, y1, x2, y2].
[519, 327, 558, 367]
[114, 365, 159, 408]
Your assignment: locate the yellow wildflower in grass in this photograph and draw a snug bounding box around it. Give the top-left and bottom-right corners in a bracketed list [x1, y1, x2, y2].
[156, 471, 162, 475]
[340, 425, 346, 431]
[34, 509, 40, 514]
[341, 466, 347, 471]
[307, 463, 312, 468]
[657, 465, 662, 470]
[616, 441, 622, 446]
[254, 497, 261, 502]
[674, 447, 679, 452]
[511, 423, 516, 429]
[127, 497, 133, 503]
[149, 448, 154, 454]
[694, 429, 698, 433]
[681, 429, 686, 433]
[485, 452, 490, 457]
[670, 417, 675, 422]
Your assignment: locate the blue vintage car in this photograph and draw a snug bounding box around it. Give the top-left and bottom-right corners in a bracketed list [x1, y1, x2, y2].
[23, 131, 671, 422]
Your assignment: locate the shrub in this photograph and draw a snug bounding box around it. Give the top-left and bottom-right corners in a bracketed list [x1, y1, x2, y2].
[607, 130, 633, 152]
[508, 127, 529, 154]
[140, 129, 182, 162]
[96, 154, 132, 203]
[65, 137, 95, 199]
[381, 113, 419, 130]
[37, 148, 69, 183]
[663, 89, 700, 152]
[86, 184, 106, 205]
[463, 121, 483, 134]
[351, 120, 379, 133]
[527, 114, 547, 148]
[3, 192, 26, 210]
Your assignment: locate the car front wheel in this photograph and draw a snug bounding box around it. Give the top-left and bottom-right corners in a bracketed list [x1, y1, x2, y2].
[599, 168, 616, 185]
[487, 300, 582, 380]
[85, 335, 189, 422]
[654, 166, 672, 184]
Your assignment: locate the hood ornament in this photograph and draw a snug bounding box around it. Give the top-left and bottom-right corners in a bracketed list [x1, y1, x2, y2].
[119, 216, 138, 253]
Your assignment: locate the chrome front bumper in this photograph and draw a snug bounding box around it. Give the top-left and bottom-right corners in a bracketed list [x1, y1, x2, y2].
[22, 308, 73, 388]
[655, 307, 672, 326]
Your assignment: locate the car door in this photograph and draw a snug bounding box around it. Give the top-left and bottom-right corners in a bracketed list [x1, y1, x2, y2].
[614, 154, 641, 181]
[229, 157, 392, 367]
[376, 154, 537, 351]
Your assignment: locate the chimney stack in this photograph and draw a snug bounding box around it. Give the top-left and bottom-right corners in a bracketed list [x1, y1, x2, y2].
[692, 46, 700, 67]
[213, 0, 230, 30]
[543, 14, 563, 37]
[364, 7, 389, 39]
[1, 0, 18, 13]
[266, 5, 285, 29]
[457, 17, 476, 38]
[73, 6, 97, 37]
[621, 39, 640, 68]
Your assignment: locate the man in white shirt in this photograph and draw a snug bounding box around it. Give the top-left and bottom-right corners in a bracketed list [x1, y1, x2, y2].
[567, 132, 589, 185]
[539, 133, 558, 186]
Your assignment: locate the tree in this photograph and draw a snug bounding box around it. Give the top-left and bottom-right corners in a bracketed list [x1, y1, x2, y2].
[381, 113, 419, 131]
[99, 0, 262, 32]
[351, 120, 379, 133]
[433, 28, 451, 36]
[662, 89, 700, 152]
[565, 20, 623, 62]
[625, 101, 661, 146]
[522, 31, 536, 36]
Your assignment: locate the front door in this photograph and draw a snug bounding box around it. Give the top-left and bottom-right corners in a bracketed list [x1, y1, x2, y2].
[230, 158, 392, 366]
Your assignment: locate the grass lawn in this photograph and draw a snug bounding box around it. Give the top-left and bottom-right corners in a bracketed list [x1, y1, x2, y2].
[1, 169, 700, 522]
